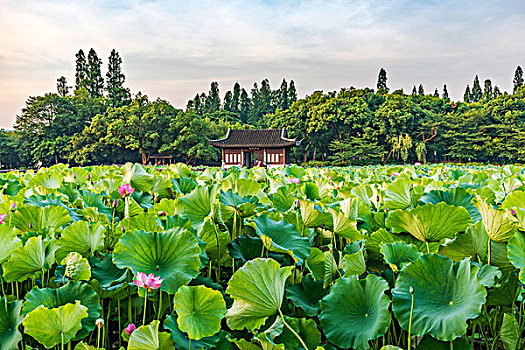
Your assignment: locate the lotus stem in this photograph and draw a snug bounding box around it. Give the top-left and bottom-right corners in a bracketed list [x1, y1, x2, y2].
[279, 309, 308, 350]
[408, 286, 414, 350]
[118, 298, 122, 348]
[96, 323, 101, 350]
[425, 241, 430, 255]
[487, 239, 491, 265]
[143, 290, 148, 325]
[157, 289, 162, 320]
[61, 332, 65, 350]
[189, 338, 192, 350]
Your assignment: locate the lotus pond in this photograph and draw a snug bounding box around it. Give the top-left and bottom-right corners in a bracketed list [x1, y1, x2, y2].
[0, 163, 524, 350]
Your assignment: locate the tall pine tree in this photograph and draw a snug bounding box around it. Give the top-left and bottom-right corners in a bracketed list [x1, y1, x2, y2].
[86, 48, 104, 98]
[75, 49, 87, 90]
[232, 82, 241, 113]
[288, 80, 297, 104]
[106, 49, 130, 107]
[471, 75, 482, 102]
[223, 91, 233, 112]
[513, 66, 524, 93]
[279, 79, 289, 109]
[205, 82, 221, 113]
[418, 84, 425, 95]
[442, 84, 449, 100]
[464, 85, 471, 103]
[377, 68, 389, 92]
[239, 88, 250, 123]
[483, 79, 493, 101]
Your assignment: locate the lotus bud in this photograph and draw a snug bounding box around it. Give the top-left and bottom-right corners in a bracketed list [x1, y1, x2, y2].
[125, 323, 136, 336]
[87, 174, 91, 180]
[73, 172, 77, 179]
[295, 200, 300, 207]
[96, 318, 104, 329]
[409, 286, 414, 294]
[10, 202, 16, 212]
[511, 209, 517, 216]
[29, 222, 33, 229]
[0, 213, 6, 225]
[113, 199, 118, 208]
[121, 226, 125, 233]
[158, 211, 166, 217]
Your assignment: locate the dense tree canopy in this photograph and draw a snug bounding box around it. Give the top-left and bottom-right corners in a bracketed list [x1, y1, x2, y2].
[3, 50, 525, 168]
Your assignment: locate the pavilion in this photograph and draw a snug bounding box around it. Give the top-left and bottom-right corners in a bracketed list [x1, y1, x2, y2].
[209, 128, 300, 168]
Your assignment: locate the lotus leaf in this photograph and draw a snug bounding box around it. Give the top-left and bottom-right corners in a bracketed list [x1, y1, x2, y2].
[507, 231, 525, 282]
[474, 199, 516, 242]
[380, 242, 422, 272]
[55, 220, 105, 261]
[173, 285, 226, 340]
[226, 258, 293, 331]
[0, 298, 23, 350]
[113, 228, 201, 293]
[11, 205, 71, 232]
[0, 225, 21, 264]
[60, 252, 91, 281]
[175, 186, 213, 230]
[392, 255, 486, 341]
[122, 163, 154, 192]
[3, 236, 58, 282]
[319, 274, 391, 350]
[128, 320, 175, 350]
[23, 301, 88, 349]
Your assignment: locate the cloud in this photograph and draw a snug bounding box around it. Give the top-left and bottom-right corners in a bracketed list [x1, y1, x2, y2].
[0, 0, 524, 128]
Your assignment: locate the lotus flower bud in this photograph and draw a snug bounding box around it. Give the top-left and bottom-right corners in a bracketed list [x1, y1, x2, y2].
[113, 199, 118, 208]
[29, 222, 33, 229]
[121, 226, 125, 233]
[87, 174, 91, 180]
[96, 318, 104, 329]
[10, 202, 16, 212]
[409, 286, 414, 294]
[125, 323, 136, 336]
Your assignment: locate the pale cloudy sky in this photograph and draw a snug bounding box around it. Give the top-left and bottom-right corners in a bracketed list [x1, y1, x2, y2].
[1, 0, 524, 128]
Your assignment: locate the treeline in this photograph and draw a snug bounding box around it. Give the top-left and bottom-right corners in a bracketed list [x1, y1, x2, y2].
[266, 66, 525, 165]
[1, 49, 525, 168]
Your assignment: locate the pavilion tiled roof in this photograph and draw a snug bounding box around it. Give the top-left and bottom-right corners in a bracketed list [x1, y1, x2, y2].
[209, 128, 298, 148]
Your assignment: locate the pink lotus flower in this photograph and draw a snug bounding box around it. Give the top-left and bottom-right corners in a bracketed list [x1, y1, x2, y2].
[414, 162, 422, 166]
[125, 323, 136, 336]
[511, 209, 517, 216]
[133, 272, 163, 291]
[0, 213, 6, 224]
[118, 183, 135, 197]
[289, 178, 300, 184]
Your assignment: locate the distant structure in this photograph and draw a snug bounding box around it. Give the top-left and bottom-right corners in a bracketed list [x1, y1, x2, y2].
[209, 128, 300, 168]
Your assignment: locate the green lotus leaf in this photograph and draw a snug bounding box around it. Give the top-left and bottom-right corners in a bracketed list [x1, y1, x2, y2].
[0, 225, 21, 264]
[319, 274, 391, 350]
[381, 346, 404, 350]
[500, 313, 519, 350]
[11, 205, 71, 232]
[173, 285, 226, 340]
[128, 320, 175, 350]
[476, 264, 501, 288]
[28, 170, 63, 190]
[171, 163, 193, 178]
[0, 298, 23, 350]
[269, 187, 294, 212]
[507, 231, 525, 282]
[439, 221, 489, 263]
[420, 187, 481, 221]
[74, 342, 98, 350]
[285, 165, 306, 179]
[60, 252, 91, 281]
[151, 173, 172, 199]
[501, 191, 525, 229]
[113, 228, 201, 294]
[3, 236, 58, 282]
[366, 229, 440, 258]
[226, 258, 293, 331]
[299, 200, 332, 228]
[386, 202, 471, 243]
[306, 248, 338, 286]
[392, 255, 486, 341]
[380, 242, 422, 273]
[286, 275, 329, 317]
[301, 182, 321, 201]
[172, 176, 198, 195]
[175, 186, 213, 230]
[274, 317, 321, 350]
[322, 251, 339, 288]
[330, 209, 363, 241]
[55, 221, 105, 261]
[91, 254, 127, 289]
[487, 274, 520, 306]
[128, 212, 163, 232]
[23, 282, 101, 340]
[164, 315, 225, 350]
[23, 301, 88, 349]
[416, 336, 471, 350]
[197, 217, 231, 263]
[254, 215, 310, 265]
[230, 234, 265, 263]
[122, 163, 154, 192]
[342, 250, 366, 276]
[79, 190, 112, 219]
[384, 177, 413, 210]
[474, 199, 516, 242]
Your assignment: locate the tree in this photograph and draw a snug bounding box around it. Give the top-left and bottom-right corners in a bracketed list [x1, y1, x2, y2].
[377, 68, 389, 93]
[471, 75, 482, 102]
[232, 82, 241, 113]
[288, 80, 298, 104]
[464, 85, 471, 103]
[483, 79, 493, 100]
[223, 91, 233, 112]
[411, 86, 417, 96]
[513, 66, 524, 94]
[205, 82, 221, 113]
[278, 79, 289, 109]
[75, 49, 87, 90]
[442, 84, 449, 100]
[239, 88, 250, 123]
[106, 49, 130, 107]
[57, 76, 70, 97]
[86, 48, 104, 98]
[493, 85, 502, 97]
[433, 88, 439, 97]
[418, 84, 425, 96]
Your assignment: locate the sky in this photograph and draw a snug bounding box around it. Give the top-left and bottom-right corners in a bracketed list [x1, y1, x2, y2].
[1, 0, 525, 128]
